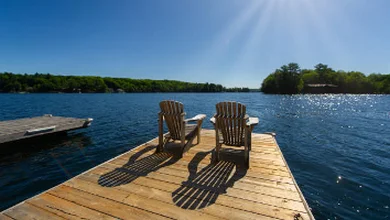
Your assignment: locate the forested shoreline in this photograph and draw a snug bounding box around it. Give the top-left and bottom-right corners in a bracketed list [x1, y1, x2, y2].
[0, 72, 250, 93]
[261, 63, 390, 94]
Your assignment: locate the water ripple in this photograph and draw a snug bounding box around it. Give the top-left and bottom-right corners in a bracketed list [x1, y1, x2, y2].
[0, 93, 389, 219]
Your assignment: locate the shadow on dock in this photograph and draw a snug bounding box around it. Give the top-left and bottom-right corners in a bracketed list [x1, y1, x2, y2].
[172, 150, 247, 210]
[98, 145, 180, 187]
[98, 141, 248, 210]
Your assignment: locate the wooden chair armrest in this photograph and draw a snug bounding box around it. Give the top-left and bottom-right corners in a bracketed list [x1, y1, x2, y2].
[210, 116, 216, 125]
[185, 114, 206, 123]
[264, 132, 276, 137]
[247, 117, 259, 126]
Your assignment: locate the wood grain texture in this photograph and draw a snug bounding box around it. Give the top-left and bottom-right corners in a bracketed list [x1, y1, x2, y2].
[1, 129, 314, 220]
[158, 100, 205, 156]
[212, 102, 259, 168]
[0, 115, 92, 144]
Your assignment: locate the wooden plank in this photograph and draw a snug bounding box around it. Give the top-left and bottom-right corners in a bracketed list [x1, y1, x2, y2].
[0, 115, 92, 144]
[1, 129, 314, 220]
[272, 134, 316, 220]
[109, 151, 291, 179]
[48, 185, 168, 220]
[27, 193, 115, 220]
[80, 170, 307, 213]
[73, 175, 278, 220]
[64, 178, 220, 220]
[94, 163, 301, 201]
[3, 202, 64, 219]
[109, 150, 295, 186]
[0, 213, 14, 220]
[106, 158, 296, 192]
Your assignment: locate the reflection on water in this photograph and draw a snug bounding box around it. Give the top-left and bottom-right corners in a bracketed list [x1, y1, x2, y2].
[0, 133, 92, 159]
[0, 132, 93, 209]
[0, 93, 389, 219]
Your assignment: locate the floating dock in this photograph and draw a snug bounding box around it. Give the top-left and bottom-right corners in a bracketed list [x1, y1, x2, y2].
[1, 129, 314, 220]
[0, 115, 93, 145]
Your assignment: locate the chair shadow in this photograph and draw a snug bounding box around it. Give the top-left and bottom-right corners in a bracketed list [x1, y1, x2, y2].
[172, 150, 247, 210]
[162, 133, 199, 156]
[98, 144, 180, 187]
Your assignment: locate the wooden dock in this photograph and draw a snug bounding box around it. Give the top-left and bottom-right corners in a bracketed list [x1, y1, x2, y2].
[1, 129, 314, 220]
[0, 115, 93, 145]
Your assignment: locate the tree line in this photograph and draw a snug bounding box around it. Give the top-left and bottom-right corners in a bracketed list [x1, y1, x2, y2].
[261, 63, 390, 94]
[0, 72, 250, 93]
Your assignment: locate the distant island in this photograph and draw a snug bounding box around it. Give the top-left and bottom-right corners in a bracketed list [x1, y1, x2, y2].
[261, 63, 390, 94]
[0, 72, 250, 93]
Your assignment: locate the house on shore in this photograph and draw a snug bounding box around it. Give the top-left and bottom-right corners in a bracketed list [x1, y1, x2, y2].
[304, 84, 338, 93]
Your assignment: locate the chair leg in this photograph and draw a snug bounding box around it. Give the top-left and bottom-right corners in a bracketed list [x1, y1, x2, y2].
[180, 117, 186, 157]
[196, 120, 204, 144]
[245, 150, 249, 168]
[158, 115, 164, 152]
[248, 126, 254, 151]
[215, 143, 221, 163]
[157, 136, 170, 153]
[197, 127, 201, 144]
[244, 127, 249, 168]
[180, 135, 186, 158]
[157, 137, 165, 153]
[213, 125, 220, 163]
[248, 132, 252, 151]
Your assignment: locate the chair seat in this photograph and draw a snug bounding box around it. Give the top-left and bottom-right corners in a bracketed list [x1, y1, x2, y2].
[165, 124, 198, 141]
[218, 136, 245, 146]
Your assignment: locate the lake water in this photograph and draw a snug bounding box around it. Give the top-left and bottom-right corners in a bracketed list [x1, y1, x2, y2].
[0, 93, 389, 219]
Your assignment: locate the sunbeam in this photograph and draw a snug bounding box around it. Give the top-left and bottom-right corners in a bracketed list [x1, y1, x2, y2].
[205, 0, 265, 61]
[300, 0, 351, 67]
[189, 0, 358, 87]
[228, 0, 276, 77]
[192, 0, 265, 81]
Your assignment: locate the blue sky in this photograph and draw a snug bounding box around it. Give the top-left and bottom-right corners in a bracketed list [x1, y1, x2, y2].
[1, 0, 389, 88]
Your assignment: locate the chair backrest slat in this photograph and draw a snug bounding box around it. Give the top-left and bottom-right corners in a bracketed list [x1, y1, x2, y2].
[215, 101, 247, 146]
[160, 100, 184, 140]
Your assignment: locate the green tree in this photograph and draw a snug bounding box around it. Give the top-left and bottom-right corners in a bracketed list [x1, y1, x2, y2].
[261, 62, 390, 94]
[301, 69, 319, 84]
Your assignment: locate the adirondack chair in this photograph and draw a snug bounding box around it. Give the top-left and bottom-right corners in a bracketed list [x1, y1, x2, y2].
[210, 101, 259, 168]
[158, 100, 206, 156]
